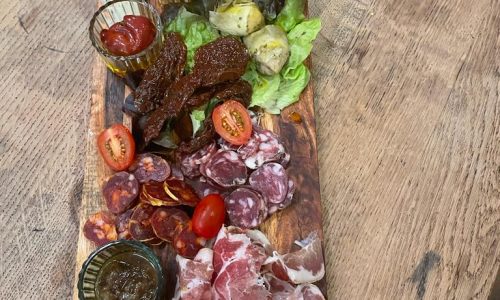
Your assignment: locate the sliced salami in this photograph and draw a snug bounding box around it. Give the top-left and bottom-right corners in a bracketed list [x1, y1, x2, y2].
[168, 163, 185, 181]
[102, 172, 139, 214]
[150, 207, 190, 243]
[203, 150, 248, 187]
[130, 153, 171, 183]
[249, 163, 288, 204]
[129, 203, 157, 242]
[218, 134, 260, 160]
[142, 181, 179, 206]
[268, 179, 295, 214]
[180, 142, 217, 178]
[187, 178, 224, 199]
[225, 187, 268, 229]
[115, 209, 134, 240]
[83, 211, 117, 246]
[173, 221, 207, 258]
[244, 128, 287, 170]
[164, 180, 200, 207]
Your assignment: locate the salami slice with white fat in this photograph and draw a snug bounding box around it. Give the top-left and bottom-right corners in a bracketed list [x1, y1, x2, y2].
[102, 172, 139, 214]
[268, 179, 295, 214]
[249, 163, 288, 204]
[225, 187, 268, 229]
[130, 153, 171, 183]
[203, 150, 247, 187]
[244, 128, 287, 170]
[180, 142, 217, 178]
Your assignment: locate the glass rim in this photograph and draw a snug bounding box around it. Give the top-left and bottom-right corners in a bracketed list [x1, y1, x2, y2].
[89, 0, 163, 61]
[77, 239, 165, 300]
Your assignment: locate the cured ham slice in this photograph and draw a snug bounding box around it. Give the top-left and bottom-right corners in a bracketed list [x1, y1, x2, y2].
[174, 248, 214, 300]
[264, 232, 325, 284]
[212, 226, 269, 300]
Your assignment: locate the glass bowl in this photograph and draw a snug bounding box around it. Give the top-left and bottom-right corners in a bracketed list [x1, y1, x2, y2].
[89, 0, 163, 77]
[77, 240, 165, 300]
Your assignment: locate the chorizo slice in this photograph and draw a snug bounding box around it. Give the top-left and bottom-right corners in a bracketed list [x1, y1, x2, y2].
[83, 211, 118, 247]
[224, 187, 268, 229]
[115, 209, 134, 240]
[173, 221, 206, 258]
[142, 181, 180, 206]
[102, 172, 139, 214]
[150, 207, 190, 243]
[163, 180, 200, 207]
[203, 150, 248, 187]
[130, 153, 171, 183]
[129, 203, 157, 241]
[249, 163, 288, 204]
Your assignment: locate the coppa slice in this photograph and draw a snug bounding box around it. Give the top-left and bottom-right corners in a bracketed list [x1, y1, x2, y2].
[203, 150, 247, 187]
[225, 187, 268, 229]
[102, 172, 139, 214]
[129, 153, 171, 183]
[129, 203, 157, 242]
[150, 207, 189, 243]
[174, 248, 214, 300]
[249, 162, 288, 204]
[83, 211, 118, 247]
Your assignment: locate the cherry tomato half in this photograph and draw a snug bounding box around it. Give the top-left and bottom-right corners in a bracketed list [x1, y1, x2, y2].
[192, 194, 225, 239]
[97, 124, 136, 171]
[212, 100, 252, 145]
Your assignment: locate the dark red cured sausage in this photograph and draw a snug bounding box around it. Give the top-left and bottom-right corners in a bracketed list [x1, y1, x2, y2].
[249, 163, 288, 204]
[203, 150, 247, 187]
[168, 163, 185, 181]
[268, 179, 295, 214]
[218, 131, 260, 160]
[83, 211, 118, 246]
[129, 203, 157, 241]
[164, 180, 200, 207]
[151, 207, 190, 243]
[173, 221, 206, 258]
[225, 187, 268, 228]
[115, 209, 134, 240]
[142, 181, 180, 206]
[186, 178, 224, 199]
[102, 172, 139, 214]
[129, 153, 171, 183]
[180, 142, 217, 178]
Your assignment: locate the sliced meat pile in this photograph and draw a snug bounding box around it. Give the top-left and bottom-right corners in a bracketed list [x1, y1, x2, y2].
[174, 226, 325, 300]
[83, 153, 206, 258]
[180, 124, 294, 228]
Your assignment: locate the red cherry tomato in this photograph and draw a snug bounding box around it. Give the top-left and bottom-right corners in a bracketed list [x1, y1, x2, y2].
[192, 194, 225, 239]
[212, 100, 252, 145]
[100, 15, 156, 56]
[97, 124, 136, 171]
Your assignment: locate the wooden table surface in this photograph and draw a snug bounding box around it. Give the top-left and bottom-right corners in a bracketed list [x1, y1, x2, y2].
[0, 0, 498, 299]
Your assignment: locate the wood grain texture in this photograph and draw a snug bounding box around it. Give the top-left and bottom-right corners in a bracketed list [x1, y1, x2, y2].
[0, 0, 499, 299]
[72, 0, 327, 297]
[310, 0, 500, 299]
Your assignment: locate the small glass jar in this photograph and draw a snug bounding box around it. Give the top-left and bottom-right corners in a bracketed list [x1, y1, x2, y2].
[78, 240, 165, 300]
[89, 0, 163, 77]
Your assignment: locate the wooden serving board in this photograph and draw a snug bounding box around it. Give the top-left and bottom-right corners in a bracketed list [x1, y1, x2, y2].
[73, 1, 326, 299]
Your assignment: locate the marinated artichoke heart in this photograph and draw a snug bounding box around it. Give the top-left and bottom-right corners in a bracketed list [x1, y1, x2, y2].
[209, 0, 265, 36]
[244, 25, 290, 75]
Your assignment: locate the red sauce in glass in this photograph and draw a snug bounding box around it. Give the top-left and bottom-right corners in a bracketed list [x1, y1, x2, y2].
[100, 15, 156, 56]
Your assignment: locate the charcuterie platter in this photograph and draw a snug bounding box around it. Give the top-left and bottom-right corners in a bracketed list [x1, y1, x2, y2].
[73, 0, 326, 299]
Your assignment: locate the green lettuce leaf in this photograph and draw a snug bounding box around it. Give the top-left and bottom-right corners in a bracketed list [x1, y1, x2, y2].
[166, 7, 220, 71]
[244, 62, 282, 113]
[189, 98, 222, 136]
[275, 0, 305, 32]
[276, 63, 310, 110]
[282, 18, 321, 75]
